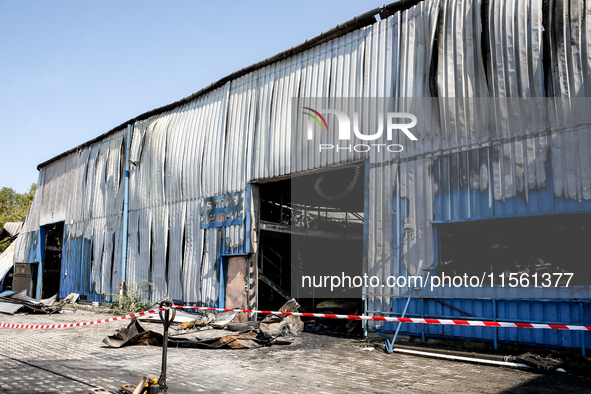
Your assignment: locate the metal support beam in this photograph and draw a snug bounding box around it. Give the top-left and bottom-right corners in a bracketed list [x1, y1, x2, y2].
[260, 221, 362, 240]
[259, 273, 291, 302]
[581, 302, 586, 357]
[120, 124, 131, 295]
[493, 299, 498, 350]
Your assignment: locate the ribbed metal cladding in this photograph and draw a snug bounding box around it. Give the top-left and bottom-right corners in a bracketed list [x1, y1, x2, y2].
[389, 298, 590, 351]
[13, 128, 126, 299]
[366, 0, 440, 327]
[12, 0, 591, 352]
[485, 0, 545, 97]
[365, 1, 591, 351]
[546, 0, 591, 98]
[0, 239, 17, 284]
[225, 75, 256, 194]
[118, 86, 234, 304]
[437, 0, 488, 98]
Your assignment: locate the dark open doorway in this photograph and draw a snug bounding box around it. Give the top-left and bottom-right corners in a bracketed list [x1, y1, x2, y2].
[41, 222, 64, 299]
[257, 164, 365, 328]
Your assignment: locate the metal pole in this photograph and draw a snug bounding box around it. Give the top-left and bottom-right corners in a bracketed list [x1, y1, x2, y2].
[421, 297, 425, 343]
[581, 302, 586, 357]
[120, 124, 131, 295]
[392, 289, 412, 345]
[158, 301, 171, 393]
[391, 262, 423, 349]
[363, 296, 368, 338]
[493, 299, 498, 350]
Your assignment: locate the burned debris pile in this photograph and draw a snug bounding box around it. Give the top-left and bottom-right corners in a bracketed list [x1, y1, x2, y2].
[306, 300, 361, 335]
[103, 299, 304, 350]
[504, 352, 566, 372]
[259, 298, 304, 339]
[0, 290, 63, 315]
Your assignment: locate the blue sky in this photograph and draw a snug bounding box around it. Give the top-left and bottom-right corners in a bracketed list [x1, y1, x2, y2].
[0, 0, 380, 193]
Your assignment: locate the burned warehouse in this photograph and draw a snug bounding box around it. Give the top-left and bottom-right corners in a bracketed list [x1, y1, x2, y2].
[10, 0, 591, 353]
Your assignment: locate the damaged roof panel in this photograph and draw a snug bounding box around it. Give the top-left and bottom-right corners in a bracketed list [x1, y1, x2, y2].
[0, 222, 23, 239]
[0, 240, 17, 285]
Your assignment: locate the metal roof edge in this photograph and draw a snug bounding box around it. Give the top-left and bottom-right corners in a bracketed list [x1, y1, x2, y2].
[36, 0, 422, 170]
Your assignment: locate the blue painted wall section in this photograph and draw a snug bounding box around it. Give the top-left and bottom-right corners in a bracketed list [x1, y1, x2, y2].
[433, 147, 591, 221]
[221, 190, 250, 257]
[382, 147, 591, 351]
[388, 297, 591, 351]
[59, 224, 103, 302]
[218, 252, 226, 309]
[35, 226, 45, 298]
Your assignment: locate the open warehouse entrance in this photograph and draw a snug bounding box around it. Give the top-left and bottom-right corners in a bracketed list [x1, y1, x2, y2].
[41, 222, 64, 298]
[256, 164, 365, 323]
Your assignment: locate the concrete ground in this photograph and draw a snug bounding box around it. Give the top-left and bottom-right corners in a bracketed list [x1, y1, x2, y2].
[0, 310, 589, 394]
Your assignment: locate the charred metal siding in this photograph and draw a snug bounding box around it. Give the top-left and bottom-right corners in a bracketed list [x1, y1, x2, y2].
[13, 0, 591, 350]
[365, 0, 591, 351]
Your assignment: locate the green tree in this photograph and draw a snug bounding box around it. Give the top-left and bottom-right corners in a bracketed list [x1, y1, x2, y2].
[0, 183, 36, 252]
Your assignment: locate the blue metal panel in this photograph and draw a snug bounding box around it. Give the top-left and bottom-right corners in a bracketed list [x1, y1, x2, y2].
[20, 230, 40, 264]
[435, 147, 591, 221]
[215, 229, 224, 308]
[59, 225, 71, 299]
[389, 145, 591, 349]
[554, 197, 591, 212]
[376, 297, 591, 351]
[221, 189, 249, 257]
[218, 253, 227, 309]
[58, 223, 103, 302]
[35, 227, 45, 298]
[387, 141, 591, 350]
[244, 184, 251, 253]
[434, 149, 494, 221]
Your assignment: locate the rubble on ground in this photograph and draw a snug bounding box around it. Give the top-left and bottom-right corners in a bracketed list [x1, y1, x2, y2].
[103, 317, 283, 349]
[0, 290, 60, 315]
[103, 299, 303, 349]
[505, 352, 566, 371]
[309, 299, 362, 335]
[259, 298, 304, 339]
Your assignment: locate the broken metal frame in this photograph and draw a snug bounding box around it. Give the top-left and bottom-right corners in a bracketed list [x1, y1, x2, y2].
[258, 273, 291, 303]
[259, 200, 364, 230]
[260, 221, 363, 241]
[379, 262, 425, 353]
[0, 290, 61, 315]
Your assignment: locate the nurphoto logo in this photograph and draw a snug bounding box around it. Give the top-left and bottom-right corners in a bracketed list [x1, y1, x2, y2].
[303, 107, 418, 153]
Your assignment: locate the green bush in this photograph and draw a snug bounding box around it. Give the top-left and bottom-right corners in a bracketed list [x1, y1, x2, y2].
[112, 281, 154, 315]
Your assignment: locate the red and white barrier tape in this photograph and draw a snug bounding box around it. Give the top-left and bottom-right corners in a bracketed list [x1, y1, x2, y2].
[0, 308, 167, 330]
[1, 305, 590, 331]
[172, 305, 591, 331]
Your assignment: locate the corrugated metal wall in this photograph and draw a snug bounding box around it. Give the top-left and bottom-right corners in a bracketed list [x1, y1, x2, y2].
[384, 297, 590, 351]
[363, 0, 591, 351]
[13, 0, 591, 349]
